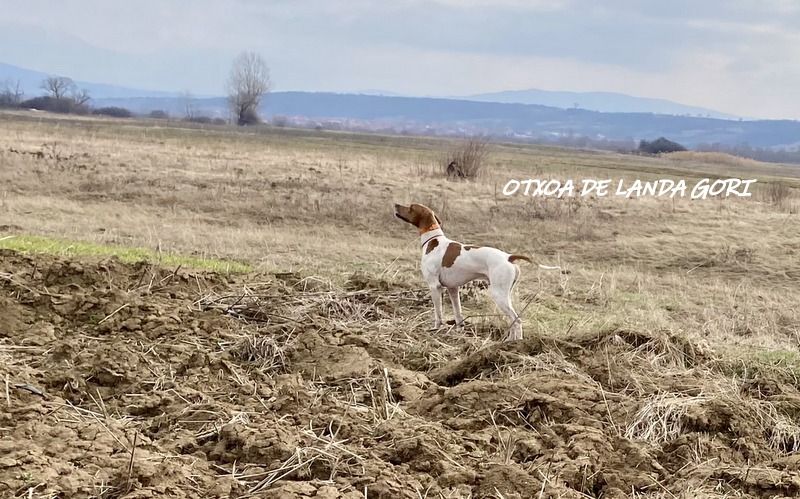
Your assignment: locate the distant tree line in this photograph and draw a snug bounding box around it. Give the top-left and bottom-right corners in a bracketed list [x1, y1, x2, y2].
[1, 51, 272, 127]
[1, 76, 92, 114]
[25, 76, 92, 114]
[0, 76, 226, 125]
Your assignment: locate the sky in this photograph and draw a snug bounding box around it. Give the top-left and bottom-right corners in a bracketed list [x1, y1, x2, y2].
[1, 0, 799, 119]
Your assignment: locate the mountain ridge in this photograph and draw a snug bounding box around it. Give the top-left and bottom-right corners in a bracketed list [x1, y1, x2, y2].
[3, 62, 799, 149]
[465, 88, 740, 120]
[91, 92, 800, 149]
[3, 61, 735, 118]
[0, 62, 181, 99]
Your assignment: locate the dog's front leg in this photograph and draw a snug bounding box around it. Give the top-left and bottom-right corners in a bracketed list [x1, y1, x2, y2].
[447, 287, 464, 326]
[429, 285, 444, 329]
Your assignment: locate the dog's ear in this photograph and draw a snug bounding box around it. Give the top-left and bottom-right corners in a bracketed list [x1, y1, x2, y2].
[434, 214, 442, 226]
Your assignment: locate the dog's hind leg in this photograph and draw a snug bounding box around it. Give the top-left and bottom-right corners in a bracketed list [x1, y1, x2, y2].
[489, 265, 523, 341]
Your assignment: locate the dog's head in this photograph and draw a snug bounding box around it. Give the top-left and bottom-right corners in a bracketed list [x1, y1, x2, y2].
[394, 203, 442, 233]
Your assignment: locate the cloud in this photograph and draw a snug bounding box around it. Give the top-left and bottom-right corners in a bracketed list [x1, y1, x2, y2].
[1, 0, 799, 118]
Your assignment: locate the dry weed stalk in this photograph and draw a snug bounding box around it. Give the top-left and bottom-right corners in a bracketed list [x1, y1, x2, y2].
[232, 330, 291, 374]
[76, 401, 133, 446]
[625, 393, 710, 443]
[489, 411, 518, 465]
[625, 336, 699, 370]
[195, 411, 251, 440]
[200, 282, 428, 327]
[321, 368, 404, 423]
[769, 414, 800, 454]
[248, 423, 364, 493]
[486, 350, 592, 383]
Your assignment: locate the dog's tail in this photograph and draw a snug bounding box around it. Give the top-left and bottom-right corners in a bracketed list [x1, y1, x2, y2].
[508, 254, 531, 264]
[508, 254, 561, 270]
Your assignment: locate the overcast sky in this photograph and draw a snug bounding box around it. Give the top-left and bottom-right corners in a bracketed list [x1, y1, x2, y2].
[1, 0, 799, 119]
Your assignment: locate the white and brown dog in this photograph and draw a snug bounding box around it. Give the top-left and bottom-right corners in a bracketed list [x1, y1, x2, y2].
[395, 203, 548, 341]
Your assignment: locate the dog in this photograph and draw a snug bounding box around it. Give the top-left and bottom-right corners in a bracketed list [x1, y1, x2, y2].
[394, 203, 556, 341]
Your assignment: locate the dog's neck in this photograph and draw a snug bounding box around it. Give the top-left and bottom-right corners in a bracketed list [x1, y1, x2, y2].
[420, 227, 444, 247]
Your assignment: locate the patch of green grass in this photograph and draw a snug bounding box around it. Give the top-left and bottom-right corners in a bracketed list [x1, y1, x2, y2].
[718, 347, 800, 379]
[752, 349, 800, 369]
[0, 234, 251, 273]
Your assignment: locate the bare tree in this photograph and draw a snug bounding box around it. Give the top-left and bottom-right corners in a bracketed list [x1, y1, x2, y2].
[72, 87, 91, 106]
[41, 76, 75, 100]
[181, 90, 196, 120]
[0, 79, 23, 107]
[227, 51, 271, 126]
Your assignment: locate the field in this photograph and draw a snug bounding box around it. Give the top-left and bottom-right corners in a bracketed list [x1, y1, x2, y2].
[2, 110, 800, 498]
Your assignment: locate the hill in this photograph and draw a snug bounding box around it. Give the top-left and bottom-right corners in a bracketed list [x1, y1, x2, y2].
[94, 92, 800, 148]
[466, 88, 739, 119]
[0, 62, 179, 99]
[4, 61, 799, 149]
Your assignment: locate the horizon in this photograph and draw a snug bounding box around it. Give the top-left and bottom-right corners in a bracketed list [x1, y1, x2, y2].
[2, 1, 800, 120]
[0, 60, 751, 110]
[0, 60, 748, 121]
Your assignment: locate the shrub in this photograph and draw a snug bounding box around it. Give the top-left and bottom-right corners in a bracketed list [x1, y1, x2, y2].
[442, 137, 490, 180]
[0, 93, 18, 108]
[20, 96, 90, 115]
[238, 107, 260, 126]
[93, 106, 133, 118]
[638, 137, 687, 154]
[148, 110, 169, 119]
[184, 115, 213, 124]
[272, 115, 289, 127]
[184, 116, 226, 125]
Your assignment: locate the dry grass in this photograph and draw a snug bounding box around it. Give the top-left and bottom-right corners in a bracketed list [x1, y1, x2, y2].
[661, 149, 800, 180]
[1, 109, 799, 357]
[662, 151, 764, 168]
[760, 180, 797, 212]
[627, 384, 800, 455]
[625, 392, 710, 443]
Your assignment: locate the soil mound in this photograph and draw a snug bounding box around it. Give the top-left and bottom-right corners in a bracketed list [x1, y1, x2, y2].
[2, 250, 799, 497]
